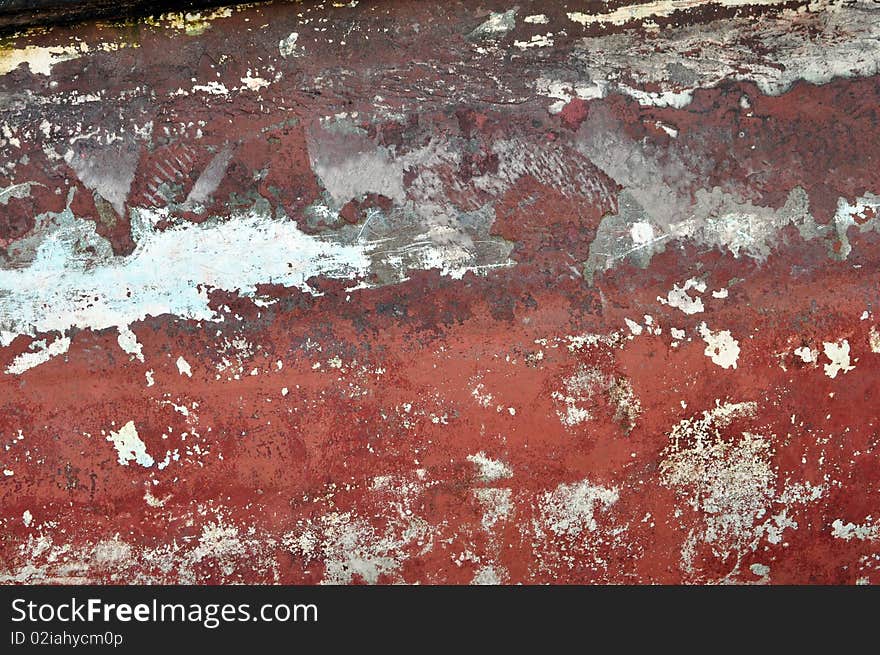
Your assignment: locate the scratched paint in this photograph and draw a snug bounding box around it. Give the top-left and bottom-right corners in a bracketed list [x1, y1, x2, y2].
[0, 0, 879, 585]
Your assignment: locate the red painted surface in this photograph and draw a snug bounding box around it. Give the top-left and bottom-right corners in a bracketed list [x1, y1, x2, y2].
[1, 1, 879, 584]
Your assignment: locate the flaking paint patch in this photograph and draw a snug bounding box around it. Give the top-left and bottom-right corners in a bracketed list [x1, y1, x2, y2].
[146, 7, 235, 36]
[514, 34, 554, 50]
[117, 326, 144, 362]
[106, 421, 154, 467]
[536, 479, 619, 537]
[794, 346, 818, 364]
[0, 41, 137, 77]
[831, 518, 880, 542]
[288, 484, 432, 584]
[469, 9, 518, 40]
[567, 0, 802, 28]
[5, 335, 70, 374]
[473, 487, 513, 530]
[552, 2, 880, 118]
[471, 565, 506, 585]
[662, 411, 772, 573]
[869, 327, 880, 354]
[660, 278, 706, 315]
[467, 452, 513, 482]
[0, 208, 370, 343]
[279, 32, 303, 58]
[822, 339, 855, 378]
[698, 323, 740, 370]
[625, 318, 643, 336]
[176, 356, 192, 377]
[2, 0, 880, 587]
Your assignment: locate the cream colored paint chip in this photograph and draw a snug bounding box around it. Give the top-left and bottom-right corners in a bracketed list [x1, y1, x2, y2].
[822, 340, 855, 379]
[176, 356, 192, 377]
[698, 323, 740, 369]
[869, 326, 880, 354]
[107, 421, 154, 467]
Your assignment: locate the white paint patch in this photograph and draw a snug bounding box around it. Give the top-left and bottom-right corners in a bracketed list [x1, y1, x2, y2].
[567, 0, 796, 28]
[144, 488, 169, 508]
[0, 41, 134, 76]
[473, 487, 513, 531]
[537, 479, 619, 536]
[106, 421, 154, 467]
[624, 318, 643, 336]
[870, 327, 880, 354]
[176, 356, 192, 377]
[191, 81, 229, 96]
[712, 288, 729, 299]
[822, 340, 854, 379]
[279, 32, 303, 58]
[750, 563, 770, 577]
[660, 278, 706, 315]
[288, 492, 430, 584]
[471, 383, 494, 408]
[0, 209, 370, 342]
[553, 364, 641, 432]
[794, 346, 817, 364]
[5, 336, 71, 375]
[524, 14, 549, 24]
[0, 182, 40, 204]
[643, 314, 661, 336]
[535, 77, 606, 113]
[560, 406, 591, 426]
[662, 419, 775, 573]
[656, 122, 678, 138]
[471, 565, 505, 585]
[669, 400, 757, 444]
[23, 510, 33, 527]
[831, 518, 879, 542]
[514, 34, 554, 49]
[117, 326, 144, 362]
[556, 4, 880, 124]
[467, 452, 513, 482]
[145, 370, 154, 387]
[240, 73, 270, 91]
[469, 9, 518, 39]
[618, 84, 693, 109]
[630, 221, 655, 245]
[698, 323, 740, 369]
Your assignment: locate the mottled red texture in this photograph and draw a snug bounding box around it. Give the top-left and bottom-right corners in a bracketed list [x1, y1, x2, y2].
[1, 1, 879, 585]
[1, 237, 878, 583]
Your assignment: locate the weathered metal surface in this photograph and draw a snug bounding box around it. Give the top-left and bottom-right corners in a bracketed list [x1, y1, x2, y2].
[1, 0, 879, 584]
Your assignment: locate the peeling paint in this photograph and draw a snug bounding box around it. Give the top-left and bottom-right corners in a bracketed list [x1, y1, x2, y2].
[1, 0, 879, 586]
